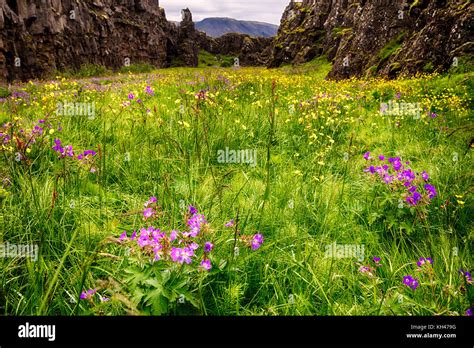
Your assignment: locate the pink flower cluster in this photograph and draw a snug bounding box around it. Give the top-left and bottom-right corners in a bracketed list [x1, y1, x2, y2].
[120, 198, 264, 271]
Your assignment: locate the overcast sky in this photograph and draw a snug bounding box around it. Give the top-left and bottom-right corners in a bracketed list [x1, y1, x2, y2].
[159, 0, 289, 25]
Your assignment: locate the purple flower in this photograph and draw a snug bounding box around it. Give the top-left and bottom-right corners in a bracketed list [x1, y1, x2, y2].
[430, 112, 437, 119]
[170, 247, 194, 264]
[417, 257, 433, 267]
[83, 150, 97, 156]
[137, 233, 150, 247]
[363, 152, 371, 160]
[392, 160, 403, 171]
[136, 99, 142, 104]
[396, 92, 401, 99]
[143, 207, 155, 219]
[128, 93, 135, 100]
[52, 138, 63, 152]
[186, 214, 207, 237]
[383, 174, 394, 184]
[373, 256, 381, 264]
[145, 86, 154, 95]
[65, 145, 74, 157]
[363, 166, 376, 174]
[189, 205, 197, 214]
[101, 297, 110, 302]
[130, 230, 137, 240]
[225, 219, 235, 228]
[201, 259, 212, 271]
[170, 230, 178, 241]
[466, 308, 473, 316]
[204, 242, 214, 253]
[38, 119, 45, 124]
[251, 233, 264, 250]
[424, 184, 437, 199]
[119, 231, 127, 241]
[403, 275, 419, 290]
[459, 269, 473, 283]
[144, 196, 157, 207]
[378, 155, 385, 161]
[406, 191, 422, 206]
[188, 242, 199, 250]
[402, 169, 415, 182]
[80, 289, 97, 300]
[421, 171, 429, 181]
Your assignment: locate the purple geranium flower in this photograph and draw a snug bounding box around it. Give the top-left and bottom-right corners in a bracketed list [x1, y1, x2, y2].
[406, 191, 422, 206]
[52, 138, 63, 152]
[170, 247, 194, 264]
[424, 184, 437, 199]
[143, 207, 155, 219]
[251, 233, 264, 250]
[80, 288, 97, 300]
[119, 231, 127, 241]
[189, 205, 197, 214]
[417, 257, 433, 267]
[170, 230, 178, 241]
[459, 269, 473, 283]
[145, 86, 154, 95]
[403, 275, 419, 290]
[201, 259, 212, 271]
[187, 214, 207, 237]
[144, 196, 157, 207]
[204, 242, 214, 253]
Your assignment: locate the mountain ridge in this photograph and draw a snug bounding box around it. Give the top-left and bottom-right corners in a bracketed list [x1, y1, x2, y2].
[194, 17, 278, 38]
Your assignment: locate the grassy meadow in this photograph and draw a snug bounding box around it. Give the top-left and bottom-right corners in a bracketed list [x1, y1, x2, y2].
[0, 59, 472, 316]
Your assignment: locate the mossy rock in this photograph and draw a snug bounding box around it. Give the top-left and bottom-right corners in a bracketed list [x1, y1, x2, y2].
[378, 32, 405, 62]
[422, 62, 434, 73]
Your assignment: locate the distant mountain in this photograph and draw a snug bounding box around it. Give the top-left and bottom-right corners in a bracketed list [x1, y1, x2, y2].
[195, 17, 278, 38]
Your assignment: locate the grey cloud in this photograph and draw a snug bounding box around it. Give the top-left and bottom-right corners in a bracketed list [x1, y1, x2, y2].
[159, 0, 289, 25]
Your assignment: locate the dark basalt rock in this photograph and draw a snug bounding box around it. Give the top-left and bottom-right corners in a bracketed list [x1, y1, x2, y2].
[0, 0, 274, 82]
[0, 0, 186, 82]
[198, 32, 273, 66]
[269, 0, 473, 79]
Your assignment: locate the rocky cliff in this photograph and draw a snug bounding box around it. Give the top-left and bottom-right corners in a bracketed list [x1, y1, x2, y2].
[0, 0, 187, 81]
[0, 1, 274, 82]
[198, 32, 273, 66]
[269, 0, 473, 79]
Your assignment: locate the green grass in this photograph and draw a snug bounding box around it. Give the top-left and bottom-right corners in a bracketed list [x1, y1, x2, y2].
[0, 64, 472, 316]
[198, 50, 235, 68]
